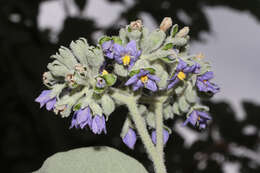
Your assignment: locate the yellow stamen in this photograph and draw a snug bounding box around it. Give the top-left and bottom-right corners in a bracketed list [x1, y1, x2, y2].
[122, 55, 131, 66]
[102, 70, 108, 76]
[198, 116, 201, 121]
[140, 75, 148, 83]
[177, 71, 186, 80]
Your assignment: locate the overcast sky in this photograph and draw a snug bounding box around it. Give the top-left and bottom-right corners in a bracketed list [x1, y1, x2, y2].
[38, 0, 260, 118]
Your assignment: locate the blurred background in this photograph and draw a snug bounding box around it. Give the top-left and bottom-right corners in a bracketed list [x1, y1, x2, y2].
[1, 0, 260, 172]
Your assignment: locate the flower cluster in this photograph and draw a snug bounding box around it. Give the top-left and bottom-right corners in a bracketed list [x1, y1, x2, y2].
[35, 18, 219, 149]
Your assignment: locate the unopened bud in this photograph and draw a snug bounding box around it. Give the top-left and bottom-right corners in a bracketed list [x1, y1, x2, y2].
[176, 27, 189, 37]
[130, 19, 143, 31]
[54, 105, 66, 115]
[74, 64, 86, 74]
[160, 17, 172, 32]
[65, 74, 76, 86]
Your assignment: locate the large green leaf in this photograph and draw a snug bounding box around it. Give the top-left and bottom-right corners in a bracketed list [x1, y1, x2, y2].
[34, 146, 148, 173]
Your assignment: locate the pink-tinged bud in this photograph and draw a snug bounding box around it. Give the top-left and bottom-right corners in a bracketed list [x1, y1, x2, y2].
[160, 17, 172, 32]
[54, 105, 66, 115]
[74, 64, 86, 74]
[65, 74, 76, 86]
[176, 26, 190, 37]
[129, 19, 143, 31]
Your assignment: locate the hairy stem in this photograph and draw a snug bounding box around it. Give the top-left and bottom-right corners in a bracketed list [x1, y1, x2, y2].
[155, 101, 164, 163]
[111, 92, 167, 173]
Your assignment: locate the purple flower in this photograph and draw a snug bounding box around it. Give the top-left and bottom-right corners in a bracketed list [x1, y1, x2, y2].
[96, 77, 106, 88]
[183, 110, 211, 129]
[196, 71, 220, 94]
[151, 129, 169, 145]
[113, 40, 141, 69]
[91, 115, 107, 134]
[70, 107, 92, 129]
[168, 59, 200, 89]
[123, 128, 137, 149]
[125, 69, 160, 92]
[102, 40, 114, 59]
[35, 90, 56, 111]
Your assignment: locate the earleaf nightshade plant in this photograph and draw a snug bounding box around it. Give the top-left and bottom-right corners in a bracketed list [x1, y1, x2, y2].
[35, 17, 219, 173]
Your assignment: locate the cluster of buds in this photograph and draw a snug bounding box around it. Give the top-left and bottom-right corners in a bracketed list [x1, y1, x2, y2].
[35, 17, 219, 149]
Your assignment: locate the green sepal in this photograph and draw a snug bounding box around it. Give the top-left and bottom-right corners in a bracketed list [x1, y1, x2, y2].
[129, 69, 140, 77]
[171, 24, 179, 37]
[73, 103, 82, 111]
[127, 27, 132, 32]
[103, 74, 117, 86]
[144, 68, 156, 74]
[162, 43, 173, 50]
[94, 86, 105, 94]
[112, 36, 122, 45]
[99, 36, 111, 45]
[160, 57, 174, 63]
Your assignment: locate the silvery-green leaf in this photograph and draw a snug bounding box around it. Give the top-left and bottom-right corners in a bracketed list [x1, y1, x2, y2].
[120, 117, 132, 138]
[131, 59, 150, 71]
[163, 104, 174, 120]
[94, 86, 105, 94]
[101, 94, 115, 117]
[141, 30, 166, 54]
[185, 82, 197, 104]
[153, 63, 169, 89]
[145, 49, 175, 61]
[85, 47, 104, 69]
[49, 84, 66, 98]
[139, 104, 147, 115]
[145, 112, 155, 128]
[193, 105, 210, 112]
[172, 37, 188, 47]
[89, 101, 103, 116]
[119, 28, 128, 46]
[114, 63, 128, 77]
[126, 30, 142, 43]
[34, 146, 148, 173]
[58, 46, 78, 68]
[191, 75, 197, 86]
[175, 84, 185, 95]
[171, 24, 178, 37]
[178, 95, 190, 113]
[47, 60, 70, 77]
[70, 38, 89, 66]
[43, 71, 56, 87]
[172, 102, 181, 115]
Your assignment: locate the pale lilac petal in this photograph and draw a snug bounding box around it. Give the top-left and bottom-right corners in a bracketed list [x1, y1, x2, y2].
[35, 90, 52, 108]
[123, 128, 137, 149]
[196, 80, 207, 92]
[167, 78, 179, 89]
[147, 74, 160, 82]
[137, 69, 149, 77]
[102, 40, 113, 50]
[46, 98, 56, 111]
[151, 129, 169, 145]
[145, 79, 157, 92]
[132, 80, 143, 91]
[125, 75, 139, 86]
[176, 59, 187, 71]
[201, 71, 214, 80]
[198, 111, 211, 120]
[126, 40, 137, 55]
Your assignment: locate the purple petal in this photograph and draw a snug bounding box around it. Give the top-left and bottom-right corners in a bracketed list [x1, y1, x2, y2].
[125, 75, 139, 86]
[102, 40, 113, 50]
[46, 98, 56, 111]
[188, 111, 198, 126]
[201, 71, 214, 80]
[35, 90, 52, 108]
[70, 112, 78, 129]
[145, 79, 157, 92]
[197, 111, 211, 120]
[137, 69, 149, 77]
[132, 80, 143, 91]
[176, 59, 187, 71]
[123, 128, 137, 149]
[147, 74, 160, 82]
[167, 78, 179, 89]
[91, 115, 106, 134]
[126, 40, 137, 55]
[151, 129, 169, 145]
[196, 80, 207, 92]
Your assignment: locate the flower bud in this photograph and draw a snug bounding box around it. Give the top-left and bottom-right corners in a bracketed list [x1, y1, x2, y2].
[74, 64, 86, 75]
[129, 19, 143, 31]
[54, 105, 66, 115]
[176, 26, 189, 37]
[160, 17, 172, 32]
[65, 74, 76, 86]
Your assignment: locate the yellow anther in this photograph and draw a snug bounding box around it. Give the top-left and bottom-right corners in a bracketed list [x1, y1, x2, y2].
[196, 53, 205, 59]
[198, 116, 201, 121]
[102, 70, 109, 76]
[177, 71, 186, 80]
[140, 75, 148, 83]
[122, 55, 131, 66]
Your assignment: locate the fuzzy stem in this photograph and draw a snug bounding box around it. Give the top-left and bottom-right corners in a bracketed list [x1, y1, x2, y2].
[111, 92, 167, 173]
[155, 101, 164, 162]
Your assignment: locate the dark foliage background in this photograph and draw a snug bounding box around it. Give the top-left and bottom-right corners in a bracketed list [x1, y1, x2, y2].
[0, 0, 260, 172]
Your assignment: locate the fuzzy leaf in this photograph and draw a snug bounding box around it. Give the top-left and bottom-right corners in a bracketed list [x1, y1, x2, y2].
[112, 36, 122, 45]
[89, 102, 103, 116]
[70, 38, 89, 66]
[47, 60, 70, 77]
[99, 36, 111, 45]
[114, 63, 128, 77]
[163, 105, 174, 120]
[172, 102, 181, 115]
[178, 95, 190, 113]
[185, 82, 197, 103]
[101, 94, 115, 117]
[34, 147, 148, 173]
[141, 30, 166, 54]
